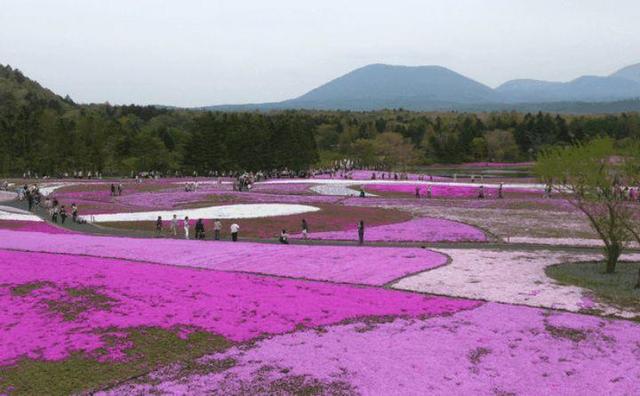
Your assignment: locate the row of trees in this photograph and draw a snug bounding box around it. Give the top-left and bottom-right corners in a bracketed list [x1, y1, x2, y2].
[316, 110, 640, 167]
[0, 66, 319, 175]
[3, 63, 640, 176]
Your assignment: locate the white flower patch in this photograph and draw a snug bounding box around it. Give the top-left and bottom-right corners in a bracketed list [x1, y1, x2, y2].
[88, 203, 321, 222]
[392, 248, 640, 319]
[0, 208, 42, 222]
[310, 184, 377, 197]
[403, 205, 593, 240]
[509, 236, 639, 248]
[38, 183, 75, 196]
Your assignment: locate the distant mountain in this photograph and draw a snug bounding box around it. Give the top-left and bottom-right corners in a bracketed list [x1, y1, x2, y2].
[496, 74, 640, 103]
[611, 62, 640, 83]
[284, 64, 496, 109]
[206, 62, 640, 112]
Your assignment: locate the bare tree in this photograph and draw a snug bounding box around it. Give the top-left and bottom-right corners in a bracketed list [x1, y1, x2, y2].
[536, 138, 635, 273]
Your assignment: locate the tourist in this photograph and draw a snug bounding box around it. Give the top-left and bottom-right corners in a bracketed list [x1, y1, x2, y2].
[183, 216, 190, 240]
[279, 229, 289, 244]
[156, 216, 162, 235]
[415, 186, 420, 198]
[498, 183, 504, 199]
[170, 214, 178, 236]
[230, 223, 240, 242]
[357, 220, 365, 245]
[110, 183, 116, 196]
[71, 203, 78, 223]
[544, 184, 552, 199]
[478, 185, 485, 199]
[117, 183, 123, 196]
[195, 219, 205, 240]
[26, 189, 33, 211]
[51, 206, 59, 223]
[214, 219, 222, 240]
[427, 184, 432, 199]
[60, 206, 67, 224]
[301, 219, 309, 240]
[359, 188, 366, 198]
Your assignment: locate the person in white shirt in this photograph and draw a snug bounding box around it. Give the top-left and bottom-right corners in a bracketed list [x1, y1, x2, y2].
[230, 223, 239, 242]
[279, 229, 289, 244]
[170, 214, 178, 236]
[214, 219, 222, 240]
[183, 216, 190, 239]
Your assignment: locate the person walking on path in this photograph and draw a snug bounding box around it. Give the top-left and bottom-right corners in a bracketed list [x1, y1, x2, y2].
[183, 216, 190, 240]
[117, 183, 123, 196]
[279, 229, 289, 244]
[170, 214, 178, 236]
[357, 220, 365, 245]
[498, 183, 504, 199]
[51, 206, 59, 223]
[230, 223, 239, 242]
[110, 183, 116, 196]
[477, 185, 485, 199]
[415, 186, 420, 198]
[426, 184, 432, 199]
[195, 219, 205, 240]
[214, 219, 222, 240]
[156, 216, 163, 236]
[26, 189, 34, 211]
[71, 203, 78, 223]
[60, 206, 68, 224]
[301, 219, 309, 240]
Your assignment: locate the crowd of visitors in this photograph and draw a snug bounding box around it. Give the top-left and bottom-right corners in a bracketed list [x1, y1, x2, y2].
[147, 216, 369, 245]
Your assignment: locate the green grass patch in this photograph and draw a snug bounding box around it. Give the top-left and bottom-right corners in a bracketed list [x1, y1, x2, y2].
[545, 261, 640, 312]
[9, 281, 55, 297]
[0, 327, 231, 395]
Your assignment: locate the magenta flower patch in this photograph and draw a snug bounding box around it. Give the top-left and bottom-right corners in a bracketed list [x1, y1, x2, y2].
[107, 302, 640, 395]
[293, 217, 487, 242]
[366, 183, 537, 198]
[0, 249, 479, 365]
[0, 230, 448, 285]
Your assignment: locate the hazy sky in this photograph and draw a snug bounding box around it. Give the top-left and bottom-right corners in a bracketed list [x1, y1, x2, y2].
[2, 0, 640, 107]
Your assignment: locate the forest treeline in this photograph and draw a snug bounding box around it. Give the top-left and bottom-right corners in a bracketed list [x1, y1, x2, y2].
[2, 64, 640, 176]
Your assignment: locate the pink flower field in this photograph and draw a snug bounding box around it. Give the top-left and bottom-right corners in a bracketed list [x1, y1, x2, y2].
[104, 302, 640, 395]
[0, 249, 478, 366]
[0, 230, 447, 285]
[3, 174, 640, 395]
[0, 220, 75, 234]
[365, 183, 539, 198]
[293, 217, 488, 243]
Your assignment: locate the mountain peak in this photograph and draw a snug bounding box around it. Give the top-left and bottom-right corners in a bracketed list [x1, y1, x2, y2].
[288, 63, 495, 110]
[611, 62, 640, 83]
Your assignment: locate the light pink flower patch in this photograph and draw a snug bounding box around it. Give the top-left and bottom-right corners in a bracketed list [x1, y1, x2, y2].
[293, 217, 487, 243]
[0, 230, 447, 285]
[0, 249, 479, 365]
[366, 183, 537, 198]
[105, 303, 640, 395]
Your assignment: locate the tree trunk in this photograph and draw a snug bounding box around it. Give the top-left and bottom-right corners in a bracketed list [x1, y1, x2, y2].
[635, 267, 640, 289]
[604, 243, 621, 274]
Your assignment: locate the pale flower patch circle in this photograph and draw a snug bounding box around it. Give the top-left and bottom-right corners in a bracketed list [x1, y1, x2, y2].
[0, 208, 42, 222]
[88, 203, 321, 222]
